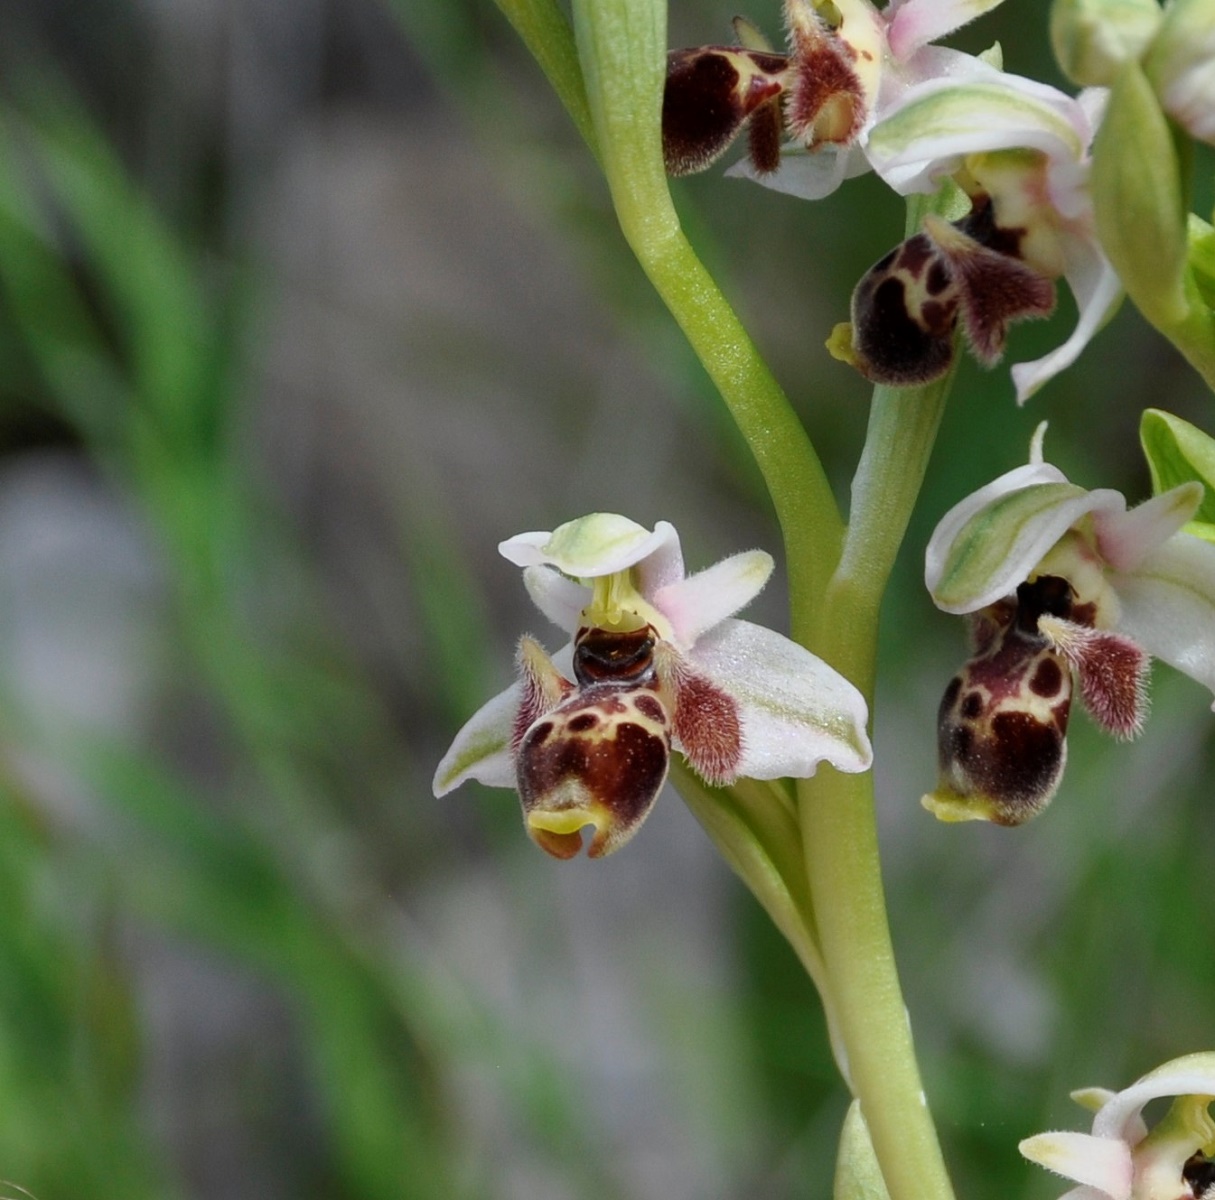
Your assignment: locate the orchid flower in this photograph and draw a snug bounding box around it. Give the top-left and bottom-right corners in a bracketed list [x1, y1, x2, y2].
[661, 0, 1007, 200]
[433, 514, 872, 858]
[921, 425, 1215, 825]
[1020, 1052, 1215, 1200]
[844, 71, 1120, 401]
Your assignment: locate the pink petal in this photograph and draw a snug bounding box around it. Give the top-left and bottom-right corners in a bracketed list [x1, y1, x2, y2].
[1093, 484, 1203, 573]
[1019, 1132, 1133, 1200]
[652, 549, 773, 646]
[886, 0, 1008, 61]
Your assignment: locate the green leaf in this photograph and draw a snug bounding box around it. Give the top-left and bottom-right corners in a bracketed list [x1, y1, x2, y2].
[835, 1101, 892, 1200]
[1140, 408, 1215, 524]
[1189, 213, 1215, 311]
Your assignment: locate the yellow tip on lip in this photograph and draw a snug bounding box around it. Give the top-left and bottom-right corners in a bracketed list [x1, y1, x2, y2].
[527, 808, 602, 836]
[921, 788, 999, 823]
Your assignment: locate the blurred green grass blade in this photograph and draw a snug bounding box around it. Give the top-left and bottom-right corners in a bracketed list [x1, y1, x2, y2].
[14, 102, 229, 457]
[0, 772, 170, 1200]
[0, 117, 129, 448]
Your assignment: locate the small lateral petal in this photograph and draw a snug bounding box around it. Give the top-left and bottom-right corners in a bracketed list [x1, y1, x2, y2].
[655, 641, 744, 785]
[1019, 1131, 1133, 1200]
[886, 0, 1009, 62]
[514, 636, 574, 747]
[922, 213, 1057, 363]
[1093, 483, 1204, 574]
[1039, 617, 1149, 739]
[653, 549, 774, 647]
[688, 619, 872, 778]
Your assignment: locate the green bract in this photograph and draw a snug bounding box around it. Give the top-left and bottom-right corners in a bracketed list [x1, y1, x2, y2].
[1140, 409, 1215, 542]
[834, 1103, 892, 1200]
[1092, 60, 1188, 325]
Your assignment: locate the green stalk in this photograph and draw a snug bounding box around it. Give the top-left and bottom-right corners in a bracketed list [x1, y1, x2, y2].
[502, 1, 960, 1196]
[797, 371, 956, 1200]
[569, 0, 844, 611]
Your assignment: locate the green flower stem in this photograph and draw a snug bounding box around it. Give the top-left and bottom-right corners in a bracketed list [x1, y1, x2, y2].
[797, 368, 956, 1200]
[569, 0, 845, 611]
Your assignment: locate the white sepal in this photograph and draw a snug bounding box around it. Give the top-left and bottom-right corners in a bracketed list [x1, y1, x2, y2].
[432, 681, 521, 796]
[1111, 533, 1215, 709]
[867, 73, 1090, 194]
[1011, 236, 1123, 402]
[689, 619, 872, 778]
[522, 565, 590, 632]
[499, 514, 679, 577]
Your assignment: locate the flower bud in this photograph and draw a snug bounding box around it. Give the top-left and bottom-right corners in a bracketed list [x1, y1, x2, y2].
[1143, 0, 1215, 145]
[1050, 0, 1162, 86]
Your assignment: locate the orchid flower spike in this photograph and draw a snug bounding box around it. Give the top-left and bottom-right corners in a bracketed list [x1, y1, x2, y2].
[1021, 1052, 1215, 1200]
[922, 424, 1215, 825]
[433, 514, 872, 859]
[661, 0, 1008, 200]
[846, 73, 1119, 401]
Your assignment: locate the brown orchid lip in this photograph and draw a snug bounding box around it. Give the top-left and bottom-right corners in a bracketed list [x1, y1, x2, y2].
[662, 45, 789, 177]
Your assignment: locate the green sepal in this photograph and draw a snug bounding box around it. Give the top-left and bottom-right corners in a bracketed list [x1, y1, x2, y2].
[1092, 59, 1189, 326]
[1140, 408, 1215, 523]
[834, 1102, 892, 1200]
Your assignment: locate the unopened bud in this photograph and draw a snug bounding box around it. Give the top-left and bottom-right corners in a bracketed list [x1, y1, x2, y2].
[1050, 0, 1162, 86]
